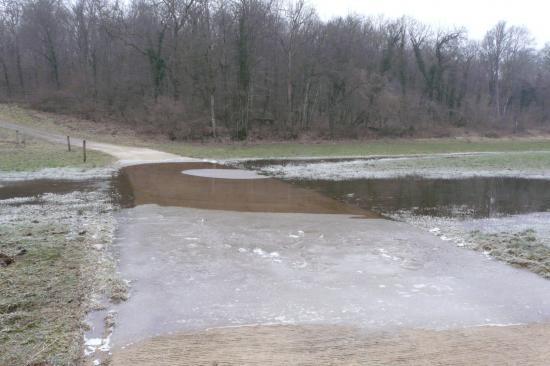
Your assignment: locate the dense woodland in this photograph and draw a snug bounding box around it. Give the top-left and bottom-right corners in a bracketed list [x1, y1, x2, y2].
[1, 0, 549, 140]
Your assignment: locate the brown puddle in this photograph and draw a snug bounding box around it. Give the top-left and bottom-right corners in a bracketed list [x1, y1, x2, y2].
[0, 179, 102, 201]
[116, 162, 378, 217]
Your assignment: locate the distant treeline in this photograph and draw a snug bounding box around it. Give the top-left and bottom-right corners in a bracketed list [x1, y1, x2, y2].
[1, 0, 549, 139]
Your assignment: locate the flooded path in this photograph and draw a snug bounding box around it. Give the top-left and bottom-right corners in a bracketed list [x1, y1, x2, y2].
[116, 162, 373, 216]
[109, 162, 550, 365]
[113, 205, 550, 343]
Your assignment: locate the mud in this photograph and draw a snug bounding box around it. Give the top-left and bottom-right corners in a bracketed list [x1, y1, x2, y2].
[0, 252, 14, 267]
[112, 323, 550, 366]
[116, 162, 376, 216]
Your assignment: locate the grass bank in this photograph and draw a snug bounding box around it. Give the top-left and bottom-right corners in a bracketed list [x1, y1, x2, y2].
[472, 230, 550, 279]
[0, 189, 119, 365]
[1, 103, 550, 160]
[0, 221, 89, 365]
[0, 127, 112, 171]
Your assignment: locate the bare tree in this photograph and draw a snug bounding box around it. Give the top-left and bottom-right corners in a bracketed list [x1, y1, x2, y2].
[278, 0, 313, 128]
[0, 0, 548, 139]
[483, 21, 533, 121]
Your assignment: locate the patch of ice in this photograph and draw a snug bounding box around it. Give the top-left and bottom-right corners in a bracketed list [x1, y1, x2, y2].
[0, 167, 114, 182]
[0, 196, 38, 205]
[253, 248, 281, 260]
[254, 153, 550, 181]
[85, 338, 103, 347]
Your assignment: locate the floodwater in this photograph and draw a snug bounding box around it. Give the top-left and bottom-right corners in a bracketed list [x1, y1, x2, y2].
[115, 162, 375, 216]
[110, 162, 550, 349]
[239, 158, 550, 218]
[5, 160, 550, 364]
[293, 177, 550, 218]
[0, 179, 103, 200]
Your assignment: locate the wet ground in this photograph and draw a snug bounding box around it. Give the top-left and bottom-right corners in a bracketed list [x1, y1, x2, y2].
[112, 323, 550, 366]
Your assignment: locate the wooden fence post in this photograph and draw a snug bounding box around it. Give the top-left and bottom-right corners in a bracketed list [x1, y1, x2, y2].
[83, 140, 87, 163]
[15, 130, 19, 145]
[67, 136, 71, 152]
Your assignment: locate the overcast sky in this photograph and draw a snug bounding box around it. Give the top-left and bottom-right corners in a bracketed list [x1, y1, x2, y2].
[311, 0, 549, 47]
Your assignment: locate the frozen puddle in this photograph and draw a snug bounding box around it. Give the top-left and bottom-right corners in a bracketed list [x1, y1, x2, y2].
[111, 205, 550, 346]
[182, 168, 270, 180]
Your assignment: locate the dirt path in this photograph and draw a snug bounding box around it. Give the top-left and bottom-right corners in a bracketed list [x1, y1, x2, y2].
[112, 323, 550, 366]
[0, 120, 198, 164]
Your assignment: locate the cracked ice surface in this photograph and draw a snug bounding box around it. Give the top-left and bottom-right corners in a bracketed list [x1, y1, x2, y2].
[112, 205, 550, 346]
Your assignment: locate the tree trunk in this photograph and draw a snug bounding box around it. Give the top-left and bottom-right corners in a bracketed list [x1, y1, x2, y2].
[287, 49, 293, 126]
[1, 58, 12, 97]
[301, 79, 311, 130]
[210, 92, 216, 138]
[45, 30, 61, 90]
[15, 45, 25, 93]
[495, 63, 501, 121]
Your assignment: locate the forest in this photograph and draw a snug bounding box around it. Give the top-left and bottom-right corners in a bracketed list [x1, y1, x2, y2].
[0, 0, 549, 140]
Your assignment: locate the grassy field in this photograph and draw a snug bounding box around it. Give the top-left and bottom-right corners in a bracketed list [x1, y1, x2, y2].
[157, 139, 550, 160]
[366, 151, 550, 172]
[1, 103, 550, 160]
[0, 127, 113, 171]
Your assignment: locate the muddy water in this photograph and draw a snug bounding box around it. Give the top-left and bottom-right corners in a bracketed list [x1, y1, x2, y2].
[283, 177, 550, 218]
[115, 162, 376, 216]
[0, 179, 106, 200]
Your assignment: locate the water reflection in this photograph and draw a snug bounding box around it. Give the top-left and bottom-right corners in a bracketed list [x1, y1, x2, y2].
[295, 177, 550, 218]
